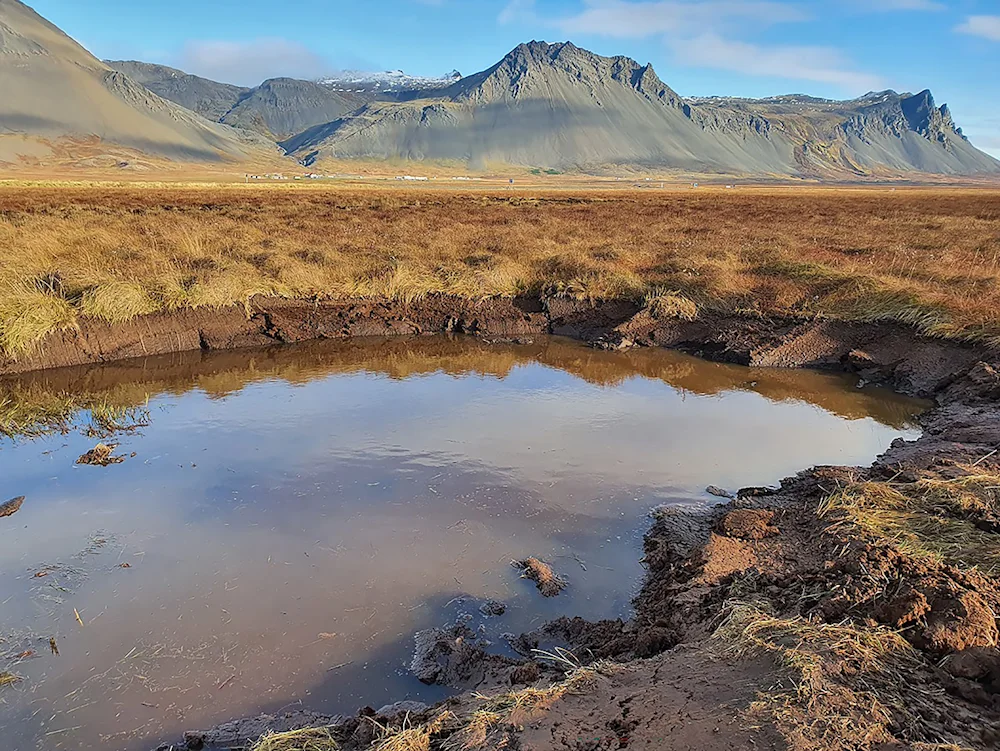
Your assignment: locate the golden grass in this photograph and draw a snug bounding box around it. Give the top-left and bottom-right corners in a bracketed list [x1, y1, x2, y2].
[0, 186, 997, 357]
[251, 727, 338, 751]
[820, 469, 1000, 574]
[714, 599, 921, 749]
[0, 671, 20, 688]
[373, 712, 455, 751]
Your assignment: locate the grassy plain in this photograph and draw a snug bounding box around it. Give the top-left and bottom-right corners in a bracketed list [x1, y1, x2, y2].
[0, 183, 998, 357]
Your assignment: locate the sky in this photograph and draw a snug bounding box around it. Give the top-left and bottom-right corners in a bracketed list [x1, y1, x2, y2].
[29, 0, 1000, 157]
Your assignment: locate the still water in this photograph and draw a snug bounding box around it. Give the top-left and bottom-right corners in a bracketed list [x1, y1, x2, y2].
[0, 336, 926, 750]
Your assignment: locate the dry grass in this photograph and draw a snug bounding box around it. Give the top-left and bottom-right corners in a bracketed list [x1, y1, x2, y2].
[251, 727, 338, 751]
[372, 712, 455, 751]
[0, 185, 997, 357]
[713, 599, 922, 749]
[0, 671, 20, 688]
[820, 469, 1000, 574]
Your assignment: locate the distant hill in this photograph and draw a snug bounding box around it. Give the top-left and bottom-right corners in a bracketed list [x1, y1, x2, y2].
[0, 0, 275, 164]
[106, 60, 248, 121]
[282, 41, 1000, 178]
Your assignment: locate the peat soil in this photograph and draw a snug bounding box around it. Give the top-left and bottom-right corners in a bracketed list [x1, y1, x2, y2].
[6, 296, 998, 750]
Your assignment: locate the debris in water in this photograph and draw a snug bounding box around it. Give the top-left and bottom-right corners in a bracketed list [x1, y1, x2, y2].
[0, 496, 24, 518]
[74, 608, 85, 626]
[317, 632, 337, 640]
[49, 637, 59, 655]
[479, 599, 507, 616]
[0, 671, 20, 688]
[119, 562, 132, 569]
[513, 557, 567, 597]
[77, 444, 126, 466]
[706, 485, 735, 499]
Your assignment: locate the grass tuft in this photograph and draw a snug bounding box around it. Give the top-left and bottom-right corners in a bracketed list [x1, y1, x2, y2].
[0, 280, 77, 356]
[713, 599, 920, 749]
[820, 469, 1000, 574]
[80, 281, 158, 323]
[251, 727, 337, 751]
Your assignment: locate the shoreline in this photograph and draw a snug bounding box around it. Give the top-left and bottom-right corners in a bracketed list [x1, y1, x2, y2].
[3, 299, 998, 750]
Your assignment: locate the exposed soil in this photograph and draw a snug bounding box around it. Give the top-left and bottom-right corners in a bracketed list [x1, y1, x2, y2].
[514, 558, 568, 597]
[11, 296, 994, 750]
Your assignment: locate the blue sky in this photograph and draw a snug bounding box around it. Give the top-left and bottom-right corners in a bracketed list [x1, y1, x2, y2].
[30, 0, 1000, 156]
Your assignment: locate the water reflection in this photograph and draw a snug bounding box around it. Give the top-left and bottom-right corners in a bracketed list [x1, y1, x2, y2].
[0, 337, 926, 750]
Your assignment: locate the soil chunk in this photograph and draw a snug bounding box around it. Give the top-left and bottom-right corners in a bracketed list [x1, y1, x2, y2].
[716, 509, 780, 540]
[0, 496, 24, 518]
[76, 443, 125, 466]
[478, 599, 506, 616]
[513, 557, 567, 596]
[706, 485, 734, 499]
[410, 623, 518, 688]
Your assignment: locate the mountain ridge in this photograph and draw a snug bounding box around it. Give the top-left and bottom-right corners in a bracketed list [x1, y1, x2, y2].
[282, 40, 999, 177]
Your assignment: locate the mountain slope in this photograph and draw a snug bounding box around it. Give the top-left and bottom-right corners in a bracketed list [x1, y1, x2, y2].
[219, 78, 367, 140]
[106, 60, 248, 121]
[0, 0, 274, 163]
[284, 41, 1000, 177]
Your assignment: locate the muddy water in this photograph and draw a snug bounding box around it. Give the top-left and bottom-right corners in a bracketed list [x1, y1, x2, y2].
[0, 337, 927, 750]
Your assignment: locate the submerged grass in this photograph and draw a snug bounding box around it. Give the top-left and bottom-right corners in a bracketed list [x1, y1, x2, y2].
[820, 469, 1000, 574]
[1, 186, 999, 358]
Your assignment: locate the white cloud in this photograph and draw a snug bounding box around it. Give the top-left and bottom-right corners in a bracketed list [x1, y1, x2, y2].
[955, 15, 1000, 42]
[857, 0, 945, 10]
[671, 33, 885, 92]
[177, 38, 338, 86]
[501, 0, 883, 93]
[503, 0, 808, 37]
[562, 0, 807, 37]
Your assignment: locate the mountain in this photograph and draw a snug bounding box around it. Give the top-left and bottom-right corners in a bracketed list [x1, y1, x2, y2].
[0, 0, 274, 164]
[283, 41, 1000, 178]
[219, 78, 367, 140]
[106, 60, 248, 121]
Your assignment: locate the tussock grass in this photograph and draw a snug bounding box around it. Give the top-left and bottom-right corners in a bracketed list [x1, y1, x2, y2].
[0, 280, 77, 356]
[714, 599, 921, 749]
[820, 470, 1000, 574]
[80, 280, 157, 323]
[251, 727, 338, 751]
[0, 187, 999, 358]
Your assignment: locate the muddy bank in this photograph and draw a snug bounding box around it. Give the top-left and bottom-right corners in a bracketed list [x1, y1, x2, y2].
[1, 295, 990, 401]
[158, 323, 1000, 750]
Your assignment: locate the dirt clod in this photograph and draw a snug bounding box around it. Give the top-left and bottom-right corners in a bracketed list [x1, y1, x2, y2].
[513, 557, 567, 597]
[716, 509, 780, 540]
[0, 496, 24, 518]
[76, 443, 125, 466]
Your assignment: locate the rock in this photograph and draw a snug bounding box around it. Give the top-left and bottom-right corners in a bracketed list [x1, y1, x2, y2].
[479, 599, 507, 617]
[716, 509, 779, 541]
[0, 496, 24, 518]
[512, 558, 567, 597]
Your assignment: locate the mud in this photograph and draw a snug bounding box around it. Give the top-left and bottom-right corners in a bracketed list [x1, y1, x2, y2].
[0, 295, 988, 403]
[513, 558, 567, 597]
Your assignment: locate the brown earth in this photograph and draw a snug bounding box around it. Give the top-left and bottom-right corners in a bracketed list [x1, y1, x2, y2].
[16, 297, 992, 751]
[514, 558, 568, 597]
